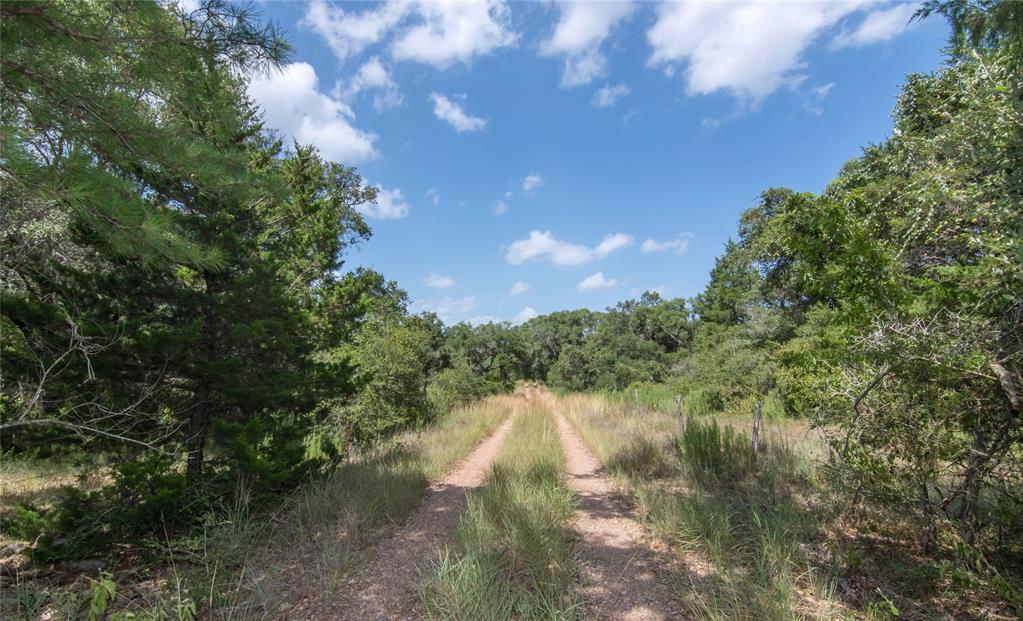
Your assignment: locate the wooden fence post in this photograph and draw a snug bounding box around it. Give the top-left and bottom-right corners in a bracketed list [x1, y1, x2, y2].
[751, 400, 763, 461]
[675, 394, 685, 434]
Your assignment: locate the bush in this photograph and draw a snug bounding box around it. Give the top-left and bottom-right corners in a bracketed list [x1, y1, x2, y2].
[684, 386, 725, 416]
[29, 456, 189, 562]
[428, 363, 489, 414]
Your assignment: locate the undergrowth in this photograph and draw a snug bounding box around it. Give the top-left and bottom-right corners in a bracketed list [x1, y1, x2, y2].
[1, 397, 513, 621]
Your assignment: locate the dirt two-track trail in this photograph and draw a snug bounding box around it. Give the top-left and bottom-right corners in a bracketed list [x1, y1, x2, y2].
[330, 415, 515, 621]
[555, 414, 683, 621]
[314, 390, 681, 621]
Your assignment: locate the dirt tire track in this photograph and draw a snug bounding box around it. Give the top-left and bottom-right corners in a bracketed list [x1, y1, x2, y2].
[331, 415, 515, 621]
[555, 414, 684, 621]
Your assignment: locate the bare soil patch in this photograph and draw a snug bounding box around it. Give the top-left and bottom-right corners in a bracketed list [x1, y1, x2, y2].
[555, 414, 685, 621]
[327, 415, 516, 621]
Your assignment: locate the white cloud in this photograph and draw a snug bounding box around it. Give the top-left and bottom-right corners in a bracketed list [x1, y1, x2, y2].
[509, 281, 530, 296]
[340, 56, 403, 112]
[560, 48, 609, 88]
[418, 295, 477, 323]
[592, 82, 631, 108]
[504, 190, 514, 200]
[812, 82, 836, 98]
[357, 185, 410, 219]
[247, 62, 378, 163]
[426, 187, 440, 205]
[302, 0, 411, 62]
[804, 81, 837, 116]
[424, 272, 455, 289]
[522, 174, 544, 193]
[505, 231, 633, 267]
[831, 3, 917, 49]
[640, 234, 692, 256]
[647, 1, 873, 106]
[542, 1, 635, 88]
[512, 306, 539, 325]
[493, 200, 508, 215]
[304, 0, 514, 69]
[577, 271, 620, 291]
[391, 0, 516, 68]
[595, 232, 635, 255]
[430, 93, 488, 133]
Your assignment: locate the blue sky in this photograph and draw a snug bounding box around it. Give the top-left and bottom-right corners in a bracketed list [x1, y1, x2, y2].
[241, 1, 948, 325]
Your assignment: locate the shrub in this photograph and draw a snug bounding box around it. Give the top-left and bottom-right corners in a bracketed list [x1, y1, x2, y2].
[428, 363, 489, 414]
[684, 386, 725, 416]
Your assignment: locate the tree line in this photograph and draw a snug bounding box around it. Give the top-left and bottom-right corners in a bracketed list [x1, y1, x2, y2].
[1, 0, 1020, 561]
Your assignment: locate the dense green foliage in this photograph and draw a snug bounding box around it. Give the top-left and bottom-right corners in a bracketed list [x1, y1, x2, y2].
[1, 0, 1019, 598]
[437, 0, 1023, 550]
[0, 0, 489, 560]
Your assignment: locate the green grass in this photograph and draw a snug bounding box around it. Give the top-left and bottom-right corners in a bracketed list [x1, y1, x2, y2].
[418, 401, 579, 621]
[563, 392, 1023, 620]
[562, 393, 839, 621]
[0, 397, 514, 621]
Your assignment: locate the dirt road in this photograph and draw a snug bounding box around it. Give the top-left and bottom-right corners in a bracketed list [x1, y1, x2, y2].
[555, 414, 683, 621]
[332, 415, 515, 621]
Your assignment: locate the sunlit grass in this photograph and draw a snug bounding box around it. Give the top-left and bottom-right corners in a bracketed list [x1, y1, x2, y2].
[563, 394, 841, 621]
[0, 398, 514, 621]
[220, 397, 515, 618]
[418, 401, 579, 621]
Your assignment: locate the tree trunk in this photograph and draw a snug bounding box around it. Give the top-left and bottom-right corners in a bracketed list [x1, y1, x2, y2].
[957, 425, 988, 545]
[187, 270, 219, 490]
[186, 385, 211, 487]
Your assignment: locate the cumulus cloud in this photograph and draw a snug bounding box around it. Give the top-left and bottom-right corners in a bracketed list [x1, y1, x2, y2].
[303, 0, 411, 62]
[417, 295, 477, 323]
[357, 186, 410, 219]
[522, 174, 544, 193]
[493, 200, 508, 215]
[541, 1, 635, 87]
[430, 93, 488, 133]
[832, 3, 917, 49]
[509, 281, 530, 296]
[577, 271, 620, 291]
[392, 0, 516, 68]
[512, 306, 539, 325]
[247, 62, 378, 163]
[639, 234, 693, 256]
[505, 231, 633, 267]
[592, 82, 630, 108]
[304, 0, 515, 69]
[424, 272, 455, 289]
[339, 56, 402, 112]
[647, 1, 873, 106]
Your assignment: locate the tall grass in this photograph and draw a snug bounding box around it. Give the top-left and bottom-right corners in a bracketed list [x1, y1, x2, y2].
[562, 394, 840, 621]
[209, 396, 516, 619]
[418, 402, 579, 621]
[0, 398, 514, 621]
